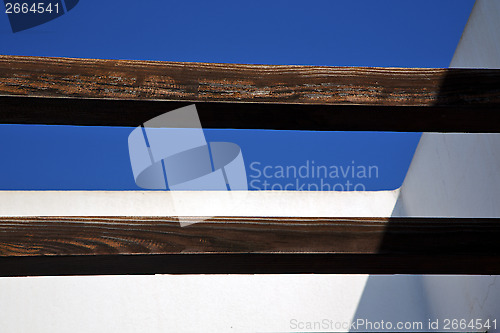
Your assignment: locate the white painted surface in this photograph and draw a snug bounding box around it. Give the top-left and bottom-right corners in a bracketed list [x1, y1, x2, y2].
[0, 275, 369, 333]
[394, 0, 500, 218]
[392, 133, 500, 217]
[422, 276, 500, 331]
[0, 189, 399, 217]
[451, 0, 500, 68]
[3, 274, 496, 333]
[349, 275, 432, 332]
[391, 0, 500, 331]
[352, 275, 500, 332]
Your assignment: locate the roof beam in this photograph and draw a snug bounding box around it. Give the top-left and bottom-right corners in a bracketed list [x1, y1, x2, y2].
[1, 55, 500, 131]
[1, 216, 500, 276]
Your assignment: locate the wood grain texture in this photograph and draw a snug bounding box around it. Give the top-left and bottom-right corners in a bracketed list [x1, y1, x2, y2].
[1, 216, 499, 275]
[1, 55, 500, 131]
[1, 55, 500, 106]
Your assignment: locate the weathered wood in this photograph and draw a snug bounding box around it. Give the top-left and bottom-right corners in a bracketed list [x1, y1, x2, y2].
[1, 55, 500, 106]
[1, 216, 499, 275]
[1, 55, 500, 131]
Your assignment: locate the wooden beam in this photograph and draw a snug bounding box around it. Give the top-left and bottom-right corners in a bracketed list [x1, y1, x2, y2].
[1, 96, 499, 132]
[1, 55, 500, 131]
[2, 55, 500, 106]
[1, 217, 499, 275]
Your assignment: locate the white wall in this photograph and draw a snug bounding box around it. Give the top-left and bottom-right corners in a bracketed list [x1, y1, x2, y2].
[392, 133, 500, 217]
[392, 0, 500, 330]
[392, 0, 500, 217]
[393, 0, 500, 218]
[350, 275, 500, 332]
[0, 275, 369, 333]
[422, 276, 500, 331]
[451, 0, 500, 69]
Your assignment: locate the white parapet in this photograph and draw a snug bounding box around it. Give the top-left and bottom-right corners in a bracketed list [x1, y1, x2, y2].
[0, 189, 399, 217]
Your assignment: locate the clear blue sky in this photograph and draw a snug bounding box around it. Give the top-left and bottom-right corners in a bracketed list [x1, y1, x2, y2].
[0, 0, 475, 190]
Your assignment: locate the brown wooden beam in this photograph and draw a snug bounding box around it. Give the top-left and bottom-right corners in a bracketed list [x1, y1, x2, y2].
[1, 55, 500, 131]
[1, 55, 500, 106]
[1, 217, 499, 276]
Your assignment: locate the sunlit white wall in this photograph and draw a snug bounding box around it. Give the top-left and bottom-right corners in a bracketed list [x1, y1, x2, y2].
[393, 0, 500, 330]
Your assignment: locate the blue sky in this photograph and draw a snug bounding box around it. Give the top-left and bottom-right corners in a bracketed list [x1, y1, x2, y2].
[0, 0, 475, 190]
